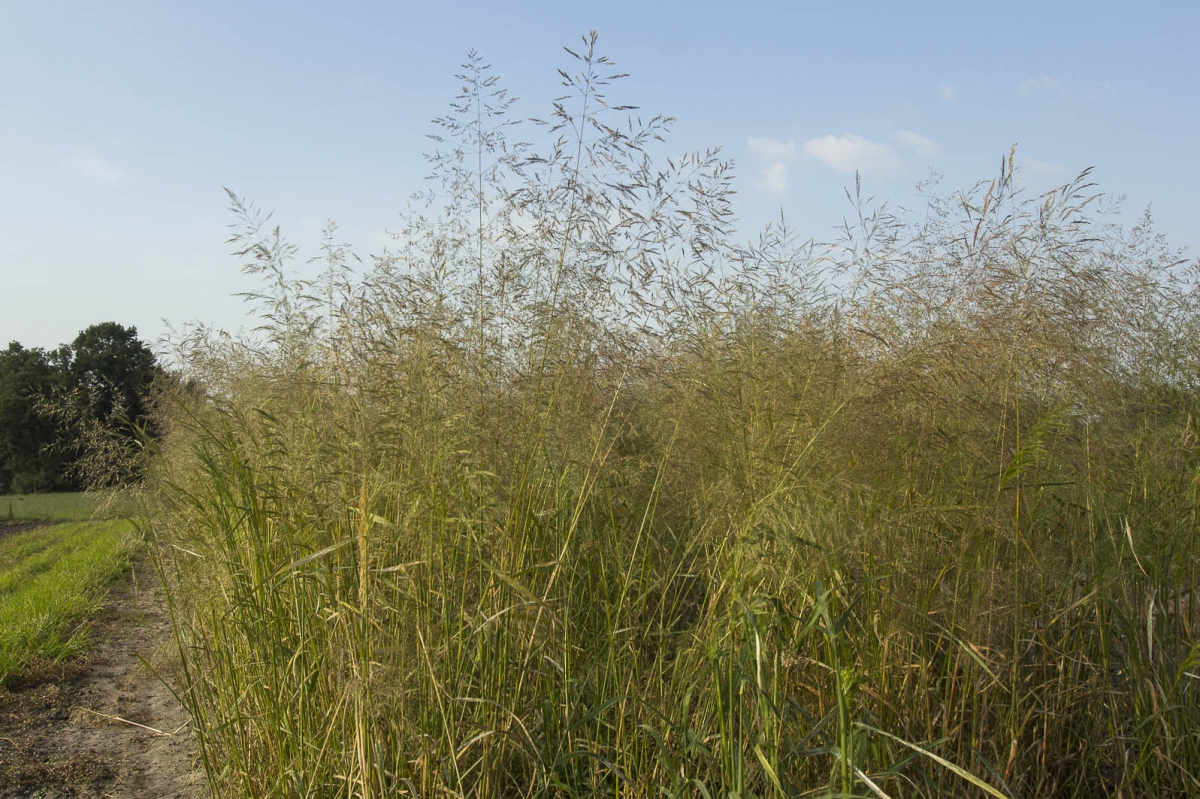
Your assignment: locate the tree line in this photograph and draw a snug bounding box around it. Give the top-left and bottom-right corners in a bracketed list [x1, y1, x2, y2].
[0, 322, 160, 494]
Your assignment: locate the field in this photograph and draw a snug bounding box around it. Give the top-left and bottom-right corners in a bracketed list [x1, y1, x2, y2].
[1, 491, 132, 523]
[0, 511, 200, 796]
[143, 53, 1200, 799]
[0, 518, 138, 684]
[0, 490, 138, 686]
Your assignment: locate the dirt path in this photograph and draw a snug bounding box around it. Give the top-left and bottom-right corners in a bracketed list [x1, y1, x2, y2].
[0, 555, 205, 798]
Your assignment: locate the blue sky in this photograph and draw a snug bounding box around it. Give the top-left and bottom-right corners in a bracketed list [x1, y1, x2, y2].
[3, 0, 1197, 351]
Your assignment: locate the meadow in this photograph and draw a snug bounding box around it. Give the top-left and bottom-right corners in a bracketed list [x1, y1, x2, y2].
[0, 519, 138, 684]
[147, 40, 1199, 797]
[1, 490, 132, 523]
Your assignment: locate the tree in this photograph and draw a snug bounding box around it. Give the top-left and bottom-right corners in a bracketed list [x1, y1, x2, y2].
[51, 323, 161, 488]
[65, 322, 158, 431]
[0, 323, 161, 493]
[0, 342, 69, 493]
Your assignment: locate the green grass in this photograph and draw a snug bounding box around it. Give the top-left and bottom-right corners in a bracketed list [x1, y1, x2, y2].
[1, 491, 132, 523]
[0, 520, 139, 683]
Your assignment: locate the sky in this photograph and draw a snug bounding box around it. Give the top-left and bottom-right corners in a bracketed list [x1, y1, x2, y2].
[2, 0, 1197, 352]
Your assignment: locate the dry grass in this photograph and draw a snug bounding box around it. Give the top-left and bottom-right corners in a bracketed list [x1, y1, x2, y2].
[146, 34, 1199, 797]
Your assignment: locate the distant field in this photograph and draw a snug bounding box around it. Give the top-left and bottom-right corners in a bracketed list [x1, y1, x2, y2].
[1, 491, 133, 523]
[0, 519, 138, 684]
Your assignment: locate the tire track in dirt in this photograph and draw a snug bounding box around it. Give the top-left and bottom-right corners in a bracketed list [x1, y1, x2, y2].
[0, 521, 55, 543]
[0, 554, 205, 798]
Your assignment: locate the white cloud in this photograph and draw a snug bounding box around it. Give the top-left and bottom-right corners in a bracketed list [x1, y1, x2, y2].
[803, 133, 904, 175]
[747, 137, 797, 194]
[69, 153, 129, 185]
[894, 130, 939, 160]
[757, 162, 789, 193]
[747, 137, 796, 163]
[1019, 74, 1060, 97]
[938, 83, 959, 102]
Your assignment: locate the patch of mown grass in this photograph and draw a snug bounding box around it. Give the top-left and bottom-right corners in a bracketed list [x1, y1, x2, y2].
[0, 520, 139, 683]
[1, 491, 132, 523]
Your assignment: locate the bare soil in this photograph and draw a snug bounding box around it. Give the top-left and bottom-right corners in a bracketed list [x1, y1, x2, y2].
[0, 556, 205, 798]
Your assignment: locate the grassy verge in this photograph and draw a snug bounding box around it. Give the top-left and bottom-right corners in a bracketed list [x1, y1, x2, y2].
[0, 520, 139, 684]
[1, 491, 132, 523]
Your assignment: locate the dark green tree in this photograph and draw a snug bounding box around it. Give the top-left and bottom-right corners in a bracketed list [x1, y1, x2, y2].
[51, 323, 161, 489]
[0, 323, 161, 494]
[0, 342, 70, 493]
[65, 322, 159, 431]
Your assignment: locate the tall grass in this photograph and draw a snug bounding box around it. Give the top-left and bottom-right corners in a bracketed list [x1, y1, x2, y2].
[148, 34, 1199, 797]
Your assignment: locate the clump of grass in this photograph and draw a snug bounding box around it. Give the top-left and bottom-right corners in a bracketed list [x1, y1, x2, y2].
[0, 519, 139, 682]
[149, 33, 1200, 797]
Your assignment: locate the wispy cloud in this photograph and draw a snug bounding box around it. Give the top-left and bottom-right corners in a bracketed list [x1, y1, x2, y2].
[68, 152, 130, 185]
[747, 137, 797, 194]
[1018, 156, 1063, 177]
[758, 162, 789, 193]
[1084, 81, 1118, 102]
[803, 134, 903, 175]
[1019, 74, 1060, 97]
[747, 137, 796, 163]
[894, 130, 938, 160]
[938, 83, 959, 102]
